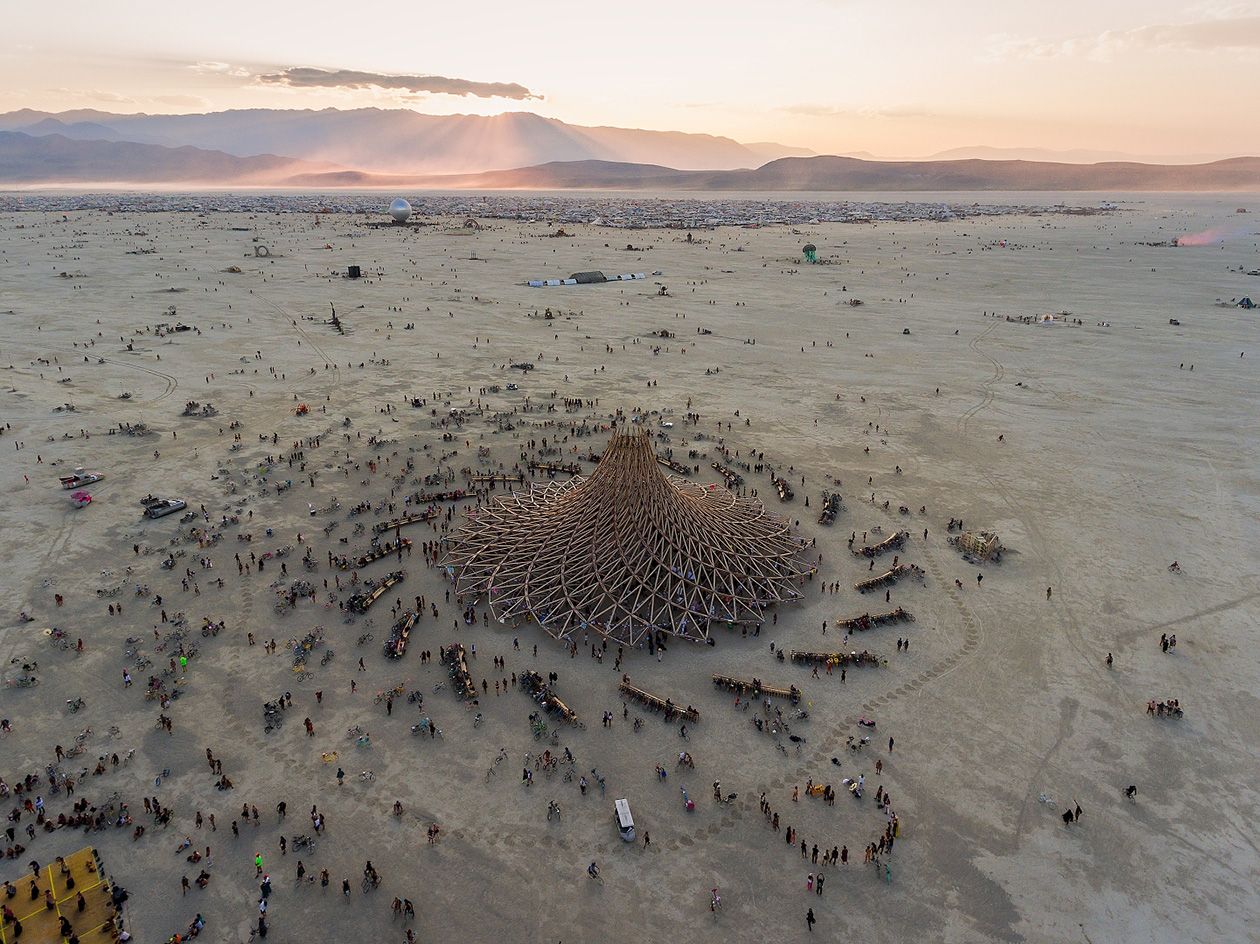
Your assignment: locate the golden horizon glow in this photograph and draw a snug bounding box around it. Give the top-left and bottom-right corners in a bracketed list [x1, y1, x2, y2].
[1, 0, 1256, 161]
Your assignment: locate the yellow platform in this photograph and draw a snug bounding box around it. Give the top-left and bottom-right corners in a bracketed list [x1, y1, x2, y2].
[1, 847, 116, 944]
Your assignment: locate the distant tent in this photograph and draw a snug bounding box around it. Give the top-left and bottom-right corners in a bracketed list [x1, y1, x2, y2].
[569, 271, 607, 284]
[802, 244, 817, 263]
[1240, 297, 1255, 309]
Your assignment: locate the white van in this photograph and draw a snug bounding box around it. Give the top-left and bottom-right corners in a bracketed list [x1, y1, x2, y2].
[614, 798, 635, 842]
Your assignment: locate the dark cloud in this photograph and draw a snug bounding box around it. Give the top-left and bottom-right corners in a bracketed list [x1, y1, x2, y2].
[257, 67, 540, 100]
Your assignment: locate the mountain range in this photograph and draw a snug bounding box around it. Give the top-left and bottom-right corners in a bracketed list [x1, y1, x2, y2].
[0, 108, 1257, 191]
[0, 108, 808, 174]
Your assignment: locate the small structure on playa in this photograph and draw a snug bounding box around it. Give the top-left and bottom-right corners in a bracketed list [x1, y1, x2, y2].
[0, 845, 122, 943]
[388, 198, 412, 223]
[619, 678, 699, 722]
[951, 529, 1003, 562]
[444, 427, 815, 645]
[802, 243, 817, 263]
[527, 271, 646, 288]
[712, 674, 802, 703]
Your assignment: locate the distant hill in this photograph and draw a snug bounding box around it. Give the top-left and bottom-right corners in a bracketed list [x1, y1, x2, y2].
[0, 108, 805, 174]
[0, 131, 324, 185]
[357, 155, 1260, 192]
[926, 145, 1229, 165]
[0, 118, 1254, 190]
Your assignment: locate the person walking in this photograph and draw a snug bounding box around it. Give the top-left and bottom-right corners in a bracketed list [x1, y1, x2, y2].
[816, 873, 824, 896]
[806, 908, 816, 932]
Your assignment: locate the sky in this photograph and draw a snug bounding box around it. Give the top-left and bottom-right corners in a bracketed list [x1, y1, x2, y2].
[1, 0, 1257, 159]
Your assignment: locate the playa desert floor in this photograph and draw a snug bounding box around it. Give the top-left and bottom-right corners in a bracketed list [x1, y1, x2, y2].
[0, 196, 1257, 944]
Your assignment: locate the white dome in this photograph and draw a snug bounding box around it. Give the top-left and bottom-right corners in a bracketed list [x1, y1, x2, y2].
[389, 198, 412, 223]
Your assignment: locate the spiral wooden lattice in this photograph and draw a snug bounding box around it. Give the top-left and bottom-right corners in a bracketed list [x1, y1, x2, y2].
[444, 428, 815, 645]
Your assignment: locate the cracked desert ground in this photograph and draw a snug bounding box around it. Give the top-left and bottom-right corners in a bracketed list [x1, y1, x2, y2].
[1, 194, 1257, 944]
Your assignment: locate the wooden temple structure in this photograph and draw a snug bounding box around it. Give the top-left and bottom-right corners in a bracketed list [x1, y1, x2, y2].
[444, 428, 815, 645]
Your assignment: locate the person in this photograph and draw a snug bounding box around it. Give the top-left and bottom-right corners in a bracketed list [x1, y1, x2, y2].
[806, 908, 816, 932]
[587, 861, 600, 881]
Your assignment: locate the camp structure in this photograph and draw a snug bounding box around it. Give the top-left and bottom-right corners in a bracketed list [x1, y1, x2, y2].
[521, 669, 579, 723]
[712, 674, 802, 703]
[0, 845, 122, 944]
[337, 538, 411, 570]
[383, 611, 416, 660]
[852, 530, 909, 559]
[950, 529, 1003, 562]
[444, 427, 815, 646]
[835, 607, 915, 632]
[527, 271, 646, 288]
[345, 570, 405, 613]
[855, 563, 925, 593]
[373, 510, 440, 534]
[440, 643, 477, 701]
[619, 677, 700, 723]
[790, 649, 885, 668]
[802, 243, 817, 263]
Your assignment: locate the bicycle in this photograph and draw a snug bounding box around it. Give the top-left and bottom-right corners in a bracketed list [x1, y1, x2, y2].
[359, 770, 376, 782]
[362, 874, 381, 893]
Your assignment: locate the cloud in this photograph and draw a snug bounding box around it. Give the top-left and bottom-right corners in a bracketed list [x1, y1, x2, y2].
[989, 15, 1260, 61]
[190, 61, 251, 78]
[47, 88, 135, 104]
[256, 67, 541, 100]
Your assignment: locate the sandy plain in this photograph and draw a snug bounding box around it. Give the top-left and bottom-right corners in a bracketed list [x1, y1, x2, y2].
[0, 195, 1257, 944]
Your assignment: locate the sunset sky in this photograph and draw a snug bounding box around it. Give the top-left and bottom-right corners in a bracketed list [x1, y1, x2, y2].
[2, 0, 1257, 158]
